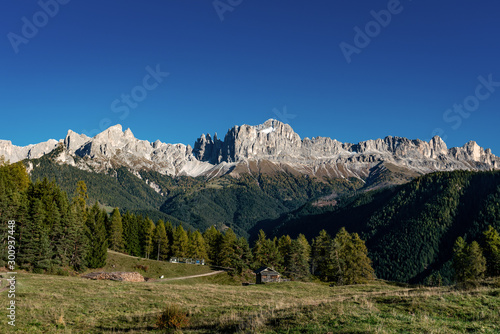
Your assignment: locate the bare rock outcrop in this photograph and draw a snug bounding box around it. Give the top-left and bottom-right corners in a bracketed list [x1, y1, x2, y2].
[81, 271, 145, 282]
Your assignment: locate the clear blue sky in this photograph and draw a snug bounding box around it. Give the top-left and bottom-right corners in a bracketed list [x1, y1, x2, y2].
[1, 1, 500, 154]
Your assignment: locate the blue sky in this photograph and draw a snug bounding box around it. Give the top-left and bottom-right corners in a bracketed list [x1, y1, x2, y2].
[1, 0, 500, 154]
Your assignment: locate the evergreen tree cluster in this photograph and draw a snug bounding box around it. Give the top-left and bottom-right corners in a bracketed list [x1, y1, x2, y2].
[311, 228, 375, 285]
[0, 161, 108, 273]
[453, 225, 500, 282]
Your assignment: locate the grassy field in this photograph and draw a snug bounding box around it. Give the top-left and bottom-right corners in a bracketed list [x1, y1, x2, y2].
[1, 252, 500, 333]
[93, 251, 215, 280]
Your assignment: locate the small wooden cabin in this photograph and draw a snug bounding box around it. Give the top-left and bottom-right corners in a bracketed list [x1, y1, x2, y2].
[254, 267, 281, 284]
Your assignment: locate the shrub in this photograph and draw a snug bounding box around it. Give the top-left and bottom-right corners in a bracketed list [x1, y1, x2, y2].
[156, 303, 189, 331]
[134, 264, 149, 272]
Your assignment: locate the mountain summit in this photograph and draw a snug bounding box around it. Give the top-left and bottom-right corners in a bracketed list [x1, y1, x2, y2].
[1, 120, 499, 183]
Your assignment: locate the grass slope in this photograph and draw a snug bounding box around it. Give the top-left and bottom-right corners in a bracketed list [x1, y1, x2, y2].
[2, 271, 499, 333]
[82, 250, 215, 280]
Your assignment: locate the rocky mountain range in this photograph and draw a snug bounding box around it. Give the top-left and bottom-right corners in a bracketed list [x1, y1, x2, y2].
[1, 119, 499, 185]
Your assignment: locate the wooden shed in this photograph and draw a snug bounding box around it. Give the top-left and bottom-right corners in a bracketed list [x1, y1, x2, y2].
[254, 267, 281, 284]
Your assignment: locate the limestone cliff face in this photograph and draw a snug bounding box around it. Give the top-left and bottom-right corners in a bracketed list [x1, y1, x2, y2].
[62, 124, 210, 176]
[2, 119, 499, 181]
[0, 138, 60, 162]
[193, 119, 499, 177]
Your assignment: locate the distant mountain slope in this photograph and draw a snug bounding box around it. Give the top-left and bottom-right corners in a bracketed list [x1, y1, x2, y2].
[258, 170, 500, 284]
[28, 147, 362, 235]
[159, 173, 363, 237]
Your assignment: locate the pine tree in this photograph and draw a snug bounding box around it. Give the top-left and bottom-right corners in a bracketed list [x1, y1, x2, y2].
[277, 235, 292, 270]
[85, 203, 108, 268]
[67, 204, 89, 271]
[263, 238, 283, 271]
[122, 212, 140, 256]
[285, 238, 310, 280]
[109, 208, 124, 251]
[233, 237, 252, 273]
[311, 229, 332, 278]
[18, 198, 46, 269]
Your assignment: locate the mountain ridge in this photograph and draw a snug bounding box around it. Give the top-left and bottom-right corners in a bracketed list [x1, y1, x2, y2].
[1, 120, 499, 183]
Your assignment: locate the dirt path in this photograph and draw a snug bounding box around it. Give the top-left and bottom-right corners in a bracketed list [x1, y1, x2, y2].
[159, 270, 225, 281]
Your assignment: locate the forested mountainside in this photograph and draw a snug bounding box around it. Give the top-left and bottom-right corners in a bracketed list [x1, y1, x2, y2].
[6, 152, 500, 285]
[29, 148, 363, 237]
[256, 170, 500, 284]
[20, 143, 500, 284]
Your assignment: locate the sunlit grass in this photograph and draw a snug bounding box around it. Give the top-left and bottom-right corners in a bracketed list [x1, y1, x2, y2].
[1, 252, 499, 333]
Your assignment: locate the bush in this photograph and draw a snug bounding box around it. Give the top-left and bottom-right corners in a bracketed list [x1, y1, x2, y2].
[134, 264, 149, 272]
[156, 303, 189, 331]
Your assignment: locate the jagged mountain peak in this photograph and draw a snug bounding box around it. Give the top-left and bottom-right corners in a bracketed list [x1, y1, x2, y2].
[2, 121, 500, 182]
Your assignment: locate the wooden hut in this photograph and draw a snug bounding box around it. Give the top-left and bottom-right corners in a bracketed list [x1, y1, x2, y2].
[254, 267, 281, 284]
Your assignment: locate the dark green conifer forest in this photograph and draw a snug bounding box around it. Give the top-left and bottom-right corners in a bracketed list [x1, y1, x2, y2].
[2, 157, 500, 285]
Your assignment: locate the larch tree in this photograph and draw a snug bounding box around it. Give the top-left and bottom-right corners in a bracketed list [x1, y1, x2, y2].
[482, 226, 500, 277]
[188, 230, 208, 260]
[464, 241, 487, 280]
[203, 226, 222, 265]
[153, 220, 169, 261]
[171, 225, 189, 258]
[252, 229, 268, 268]
[143, 218, 155, 259]
[453, 237, 468, 282]
[219, 228, 238, 268]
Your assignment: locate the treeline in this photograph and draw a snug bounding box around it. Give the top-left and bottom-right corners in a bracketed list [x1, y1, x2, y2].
[1, 160, 374, 284]
[106, 210, 374, 284]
